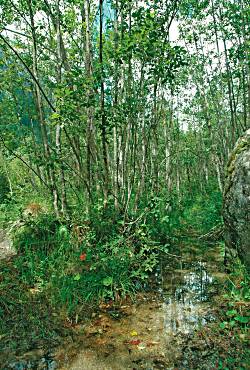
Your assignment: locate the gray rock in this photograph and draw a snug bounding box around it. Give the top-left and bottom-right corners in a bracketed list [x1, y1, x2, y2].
[223, 129, 250, 271]
[0, 228, 16, 260]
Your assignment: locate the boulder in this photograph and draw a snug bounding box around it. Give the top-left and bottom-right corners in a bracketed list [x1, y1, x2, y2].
[223, 129, 250, 271]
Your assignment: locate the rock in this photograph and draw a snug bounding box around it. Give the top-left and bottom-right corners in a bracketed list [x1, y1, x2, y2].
[223, 129, 250, 271]
[0, 228, 16, 260]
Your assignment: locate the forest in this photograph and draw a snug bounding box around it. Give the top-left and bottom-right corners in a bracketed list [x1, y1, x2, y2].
[0, 0, 249, 369]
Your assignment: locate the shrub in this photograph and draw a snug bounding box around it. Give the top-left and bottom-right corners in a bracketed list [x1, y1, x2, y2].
[9, 211, 165, 317]
[0, 170, 9, 203]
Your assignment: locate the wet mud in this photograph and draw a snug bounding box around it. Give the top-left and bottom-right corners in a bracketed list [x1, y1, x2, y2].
[56, 242, 226, 370]
[3, 241, 227, 369]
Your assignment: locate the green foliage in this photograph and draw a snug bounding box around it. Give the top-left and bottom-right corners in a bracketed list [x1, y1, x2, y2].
[7, 210, 166, 316]
[0, 170, 9, 203]
[0, 0, 249, 363]
[0, 157, 51, 228]
[0, 260, 71, 357]
[135, 194, 172, 244]
[225, 265, 250, 303]
[216, 266, 250, 368]
[13, 213, 61, 254]
[182, 190, 222, 232]
[169, 182, 223, 235]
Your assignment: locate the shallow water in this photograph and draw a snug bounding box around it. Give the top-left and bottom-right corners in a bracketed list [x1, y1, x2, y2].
[159, 257, 220, 333]
[56, 242, 226, 370]
[4, 241, 226, 370]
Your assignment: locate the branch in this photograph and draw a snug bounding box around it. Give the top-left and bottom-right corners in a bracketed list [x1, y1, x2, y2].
[0, 33, 56, 113]
[0, 135, 50, 190]
[2, 28, 31, 39]
[167, 0, 180, 33]
[1, 28, 57, 56]
[8, 0, 32, 28]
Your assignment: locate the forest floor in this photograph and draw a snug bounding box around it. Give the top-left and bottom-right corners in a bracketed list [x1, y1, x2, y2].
[1, 236, 249, 369]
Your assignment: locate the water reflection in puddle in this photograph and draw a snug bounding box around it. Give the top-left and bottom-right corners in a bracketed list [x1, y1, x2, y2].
[58, 249, 223, 369]
[158, 260, 216, 334]
[5, 244, 225, 370]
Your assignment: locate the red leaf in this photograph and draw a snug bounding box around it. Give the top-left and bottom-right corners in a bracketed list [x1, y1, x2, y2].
[129, 339, 141, 345]
[80, 253, 87, 261]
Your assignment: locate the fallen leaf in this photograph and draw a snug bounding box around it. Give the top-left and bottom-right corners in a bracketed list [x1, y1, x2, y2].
[95, 338, 108, 346]
[80, 253, 87, 261]
[130, 330, 138, 336]
[239, 334, 246, 341]
[129, 339, 141, 345]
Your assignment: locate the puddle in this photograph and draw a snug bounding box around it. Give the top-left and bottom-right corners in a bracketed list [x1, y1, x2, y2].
[158, 260, 217, 335]
[55, 242, 225, 370]
[4, 242, 227, 370]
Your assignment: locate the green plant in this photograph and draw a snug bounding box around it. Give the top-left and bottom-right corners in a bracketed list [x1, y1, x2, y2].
[218, 266, 249, 362]
[0, 171, 9, 203]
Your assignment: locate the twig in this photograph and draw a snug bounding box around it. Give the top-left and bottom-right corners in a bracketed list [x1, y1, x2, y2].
[165, 252, 182, 259]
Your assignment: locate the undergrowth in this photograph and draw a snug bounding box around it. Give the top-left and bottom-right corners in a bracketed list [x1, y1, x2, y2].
[174, 257, 250, 370]
[0, 180, 226, 362]
[0, 206, 168, 359]
[216, 262, 250, 368]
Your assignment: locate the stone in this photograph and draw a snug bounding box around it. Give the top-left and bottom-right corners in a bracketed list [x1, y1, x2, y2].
[0, 228, 16, 260]
[223, 129, 250, 271]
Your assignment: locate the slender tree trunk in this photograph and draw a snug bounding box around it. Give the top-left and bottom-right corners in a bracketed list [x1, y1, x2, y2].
[27, 0, 60, 217]
[99, 0, 109, 205]
[84, 0, 97, 199]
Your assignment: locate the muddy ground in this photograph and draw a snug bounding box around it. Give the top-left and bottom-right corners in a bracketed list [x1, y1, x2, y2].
[2, 239, 249, 370]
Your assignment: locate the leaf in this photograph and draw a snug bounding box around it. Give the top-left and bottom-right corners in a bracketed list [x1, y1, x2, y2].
[51, 113, 60, 120]
[129, 339, 141, 345]
[130, 330, 138, 336]
[226, 309, 237, 317]
[29, 287, 41, 295]
[80, 253, 87, 261]
[161, 215, 169, 223]
[239, 334, 247, 341]
[102, 276, 113, 286]
[229, 320, 235, 327]
[138, 343, 146, 350]
[235, 316, 249, 324]
[74, 274, 81, 281]
[219, 322, 227, 329]
[58, 225, 68, 237]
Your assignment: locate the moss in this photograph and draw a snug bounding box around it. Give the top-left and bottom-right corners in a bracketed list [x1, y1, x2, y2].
[224, 135, 250, 197]
[227, 140, 249, 175]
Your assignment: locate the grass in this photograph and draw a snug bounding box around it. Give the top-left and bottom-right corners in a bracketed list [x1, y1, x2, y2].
[0, 209, 164, 365]
[0, 259, 72, 366]
[174, 260, 250, 369]
[0, 189, 247, 368]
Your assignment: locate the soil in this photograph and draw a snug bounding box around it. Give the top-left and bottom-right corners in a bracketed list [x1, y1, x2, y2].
[55, 242, 228, 370]
[2, 241, 248, 369]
